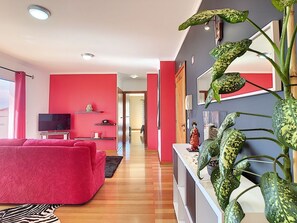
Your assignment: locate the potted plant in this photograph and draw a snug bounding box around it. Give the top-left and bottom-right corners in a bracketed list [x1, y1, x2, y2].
[179, 1, 297, 223]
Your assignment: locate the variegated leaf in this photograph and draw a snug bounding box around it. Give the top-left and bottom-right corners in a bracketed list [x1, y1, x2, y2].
[178, 9, 248, 31]
[217, 9, 249, 24]
[205, 88, 214, 108]
[211, 39, 252, 82]
[179, 10, 217, 30]
[217, 112, 240, 139]
[210, 42, 240, 60]
[272, 97, 297, 150]
[197, 139, 220, 178]
[219, 129, 246, 177]
[211, 169, 240, 210]
[197, 139, 213, 179]
[212, 72, 246, 95]
[224, 200, 245, 223]
[271, 0, 297, 11]
[233, 158, 250, 178]
[260, 172, 297, 223]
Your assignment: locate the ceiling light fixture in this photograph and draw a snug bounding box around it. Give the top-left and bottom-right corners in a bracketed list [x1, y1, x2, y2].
[130, 74, 138, 79]
[204, 22, 210, 31]
[203, 16, 224, 45]
[81, 53, 95, 60]
[28, 5, 51, 20]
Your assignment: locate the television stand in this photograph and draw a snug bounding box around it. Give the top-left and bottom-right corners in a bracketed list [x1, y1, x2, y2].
[40, 131, 70, 140]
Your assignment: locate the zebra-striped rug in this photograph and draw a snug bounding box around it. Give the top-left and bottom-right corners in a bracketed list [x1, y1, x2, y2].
[0, 204, 62, 223]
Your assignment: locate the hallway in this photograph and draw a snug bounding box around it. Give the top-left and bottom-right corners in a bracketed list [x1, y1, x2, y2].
[55, 131, 177, 222]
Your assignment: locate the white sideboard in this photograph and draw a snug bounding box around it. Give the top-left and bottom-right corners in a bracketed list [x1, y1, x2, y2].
[173, 143, 268, 223]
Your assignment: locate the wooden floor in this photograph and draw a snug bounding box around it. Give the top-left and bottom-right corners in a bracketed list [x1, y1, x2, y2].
[0, 132, 178, 223]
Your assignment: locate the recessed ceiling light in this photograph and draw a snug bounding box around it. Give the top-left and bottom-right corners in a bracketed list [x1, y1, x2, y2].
[130, 74, 138, 79]
[28, 5, 51, 20]
[81, 53, 95, 60]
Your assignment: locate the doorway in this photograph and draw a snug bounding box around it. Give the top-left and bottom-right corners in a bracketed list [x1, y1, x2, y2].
[122, 91, 147, 146]
[175, 63, 187, 143]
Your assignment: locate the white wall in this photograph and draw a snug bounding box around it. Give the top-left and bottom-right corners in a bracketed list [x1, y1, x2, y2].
[129, 95, 144, 129]
[118, 78, 147, 91]
[0, 52, 50, 138]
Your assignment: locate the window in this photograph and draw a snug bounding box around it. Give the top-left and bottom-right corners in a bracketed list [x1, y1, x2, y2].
[0, 79, 15, 138]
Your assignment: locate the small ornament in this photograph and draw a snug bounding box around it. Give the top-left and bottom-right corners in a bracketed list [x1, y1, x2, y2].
[86, 104, 93, 112]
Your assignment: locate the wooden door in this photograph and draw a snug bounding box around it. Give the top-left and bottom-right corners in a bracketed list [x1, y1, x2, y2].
[175, 63, 186, 143]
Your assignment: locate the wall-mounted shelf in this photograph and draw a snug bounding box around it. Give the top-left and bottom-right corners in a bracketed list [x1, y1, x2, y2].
[95, 123, 116, 126]
[75, 111, 104, 114]
[75, 137, 116, 141]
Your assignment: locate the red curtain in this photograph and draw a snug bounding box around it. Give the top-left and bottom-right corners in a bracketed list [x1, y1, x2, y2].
[14, 72, 26, 139]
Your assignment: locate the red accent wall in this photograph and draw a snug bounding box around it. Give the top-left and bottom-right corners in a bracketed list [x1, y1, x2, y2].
[159, 61, 176, 162]
[147, 73, 158, 150]
[49, 74, 117, 150]
[221, 73, 272, 98]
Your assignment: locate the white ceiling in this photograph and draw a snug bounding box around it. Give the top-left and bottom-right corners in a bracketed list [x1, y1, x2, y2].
[0, 0, 201, 79]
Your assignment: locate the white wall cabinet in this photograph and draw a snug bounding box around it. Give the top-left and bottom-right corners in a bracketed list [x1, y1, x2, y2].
[173, 143, 268, 223]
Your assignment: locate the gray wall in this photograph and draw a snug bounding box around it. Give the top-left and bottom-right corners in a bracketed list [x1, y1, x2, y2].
[175, 0, 289, 182]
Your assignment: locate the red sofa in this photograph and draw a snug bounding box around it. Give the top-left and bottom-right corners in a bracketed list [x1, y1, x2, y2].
[0, 139, 106, 204]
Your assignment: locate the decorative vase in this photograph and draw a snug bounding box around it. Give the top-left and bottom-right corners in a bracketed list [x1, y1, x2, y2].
[86, 104, 93, 112]
[207, 159, 219, 176]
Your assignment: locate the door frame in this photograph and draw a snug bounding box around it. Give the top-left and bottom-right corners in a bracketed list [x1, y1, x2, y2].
[122, 91, 147, 145]
[175, 62, 187, 143]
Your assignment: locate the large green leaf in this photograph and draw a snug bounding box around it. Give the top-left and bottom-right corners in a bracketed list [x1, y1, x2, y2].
[271, 0, 297, 11]
[233, 158, 250, 178]
[210, 42, 240, 60]
[260, 172, 297, 223]
[211, 39, 252, 82]
[197, 139, 220, 179]
[272, 97, 297, 150]
[224, 200, 245, 223]
[219, 129, 246, 177]
[212, 73, 246, 96]
[217, 112, 240, 139]
[205, 88, 214, 108]
[178, 9, 249, 30]
[211, 169, 240, 210]
[217, 9, 249, 24]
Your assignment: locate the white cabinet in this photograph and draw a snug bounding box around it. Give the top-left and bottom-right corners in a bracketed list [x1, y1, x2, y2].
[173, 143, 268, 223]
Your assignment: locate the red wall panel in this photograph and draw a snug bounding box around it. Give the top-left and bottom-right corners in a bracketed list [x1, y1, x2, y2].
[147, 73, 158, 150]
[49, 74, 117, 150]
[159, 61, 176, 162]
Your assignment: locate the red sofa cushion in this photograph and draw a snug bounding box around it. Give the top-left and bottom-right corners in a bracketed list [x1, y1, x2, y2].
[0, 139, 105, 204]
[23, 139, 77, 147]
[0, 139, 27, 146]
[74, 141, 97, 169]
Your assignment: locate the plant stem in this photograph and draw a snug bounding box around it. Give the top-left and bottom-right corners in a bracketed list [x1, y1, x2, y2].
[280, 7, 291, 73]
[247, 137, 283, 147]
[234, 155, 283, 170]
[239, 170, 262, 178]
[239, 128, 274, 134]
[276, 152, 292, 182]
[234, 184, 260, 201]
[284, 12, 297, 81]
[237, 112, 271, 118]
[245, 79, 282, 100]
[246, 18, 280, 57]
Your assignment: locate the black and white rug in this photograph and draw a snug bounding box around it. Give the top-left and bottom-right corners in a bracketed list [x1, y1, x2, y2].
[0, 204, 62, 223]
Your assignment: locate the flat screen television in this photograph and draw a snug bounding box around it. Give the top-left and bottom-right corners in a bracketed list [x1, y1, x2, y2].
[38, 113, 71, 131]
